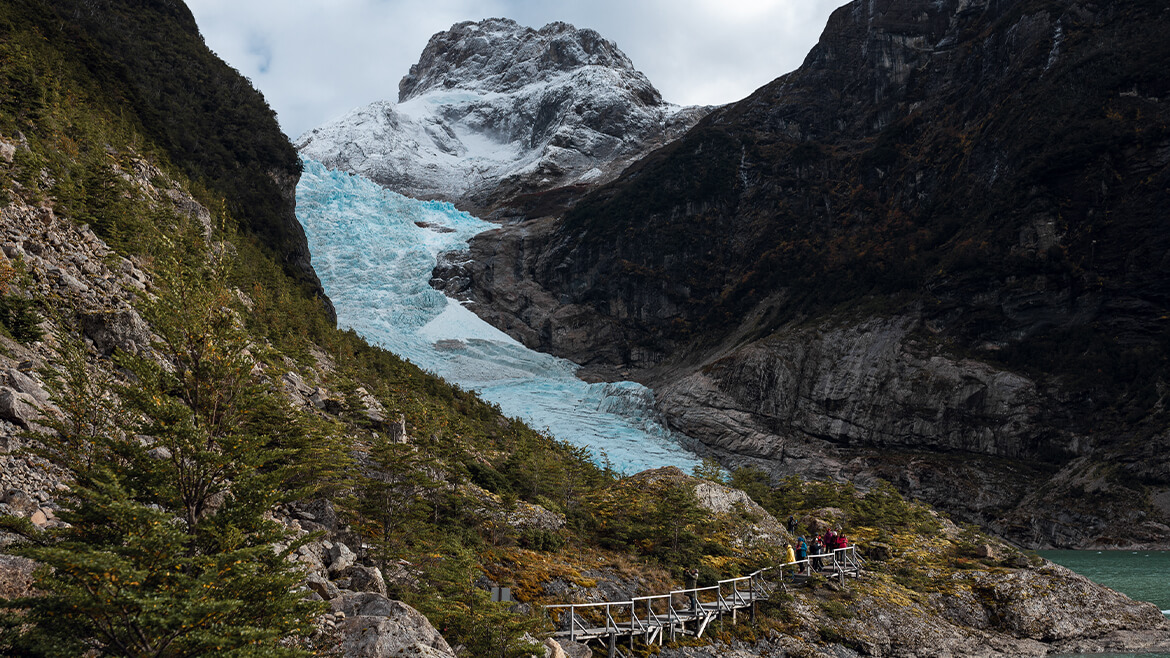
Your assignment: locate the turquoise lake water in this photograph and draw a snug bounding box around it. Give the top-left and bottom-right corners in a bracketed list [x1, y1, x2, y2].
[1038, 550, 1170, 613]
[1040, 550, 1170, 658]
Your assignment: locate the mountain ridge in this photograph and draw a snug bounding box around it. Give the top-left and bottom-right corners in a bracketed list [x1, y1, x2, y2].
[295, 18, 709, 214]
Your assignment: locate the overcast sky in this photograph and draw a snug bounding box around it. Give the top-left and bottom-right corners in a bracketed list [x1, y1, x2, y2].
[185, 0, 849, 140]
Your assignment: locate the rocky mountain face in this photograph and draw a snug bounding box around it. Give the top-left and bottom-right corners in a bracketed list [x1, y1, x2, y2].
[49, 0, 333, 319]
[434, 0, 1170, 548]
[296, 18, 708, 214]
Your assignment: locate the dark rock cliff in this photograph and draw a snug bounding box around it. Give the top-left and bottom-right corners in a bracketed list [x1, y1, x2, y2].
[435, 0, 1170, 548]
[41, 0, 334, 321]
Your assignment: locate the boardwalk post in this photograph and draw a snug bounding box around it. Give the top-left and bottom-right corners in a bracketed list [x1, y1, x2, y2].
[629, 601, 634, 654]
[608, 633, 616, 658]
[748, 572, 755, 623]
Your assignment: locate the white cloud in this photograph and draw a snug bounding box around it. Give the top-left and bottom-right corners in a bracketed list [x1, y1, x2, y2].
[185, 0, 848, 138]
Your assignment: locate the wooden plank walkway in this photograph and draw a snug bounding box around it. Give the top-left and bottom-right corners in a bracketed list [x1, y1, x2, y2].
[545, 547, 864, 657]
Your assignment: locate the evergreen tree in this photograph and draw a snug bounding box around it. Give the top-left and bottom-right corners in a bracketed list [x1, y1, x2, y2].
[347, 435, 441, 561]
[409, 541, 543, 658]
[654, 482, 705, 563]
[692, 457, 728, 484]
[1, 233, 328, 656]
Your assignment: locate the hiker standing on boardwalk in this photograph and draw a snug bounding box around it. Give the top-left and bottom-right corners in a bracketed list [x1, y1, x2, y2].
[684, 567, 699, 611]
[811, 536, 825, 571]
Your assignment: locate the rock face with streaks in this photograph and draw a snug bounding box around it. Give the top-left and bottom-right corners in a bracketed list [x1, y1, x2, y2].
[434, 0, 1170, 548]
[296, 18, 708, 214]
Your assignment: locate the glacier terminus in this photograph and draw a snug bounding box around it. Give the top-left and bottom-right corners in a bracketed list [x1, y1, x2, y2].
[295, 157, 700, 473]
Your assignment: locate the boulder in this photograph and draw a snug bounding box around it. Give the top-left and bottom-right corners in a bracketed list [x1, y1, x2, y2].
[331, 592, 455, 658]
[355, 387, 387, 428]
[863, 542, 893, 562]
[3, 369, 49, 407]
[293, 540, 329, 575]
[0, 435, 20, 454]
[80, 308, 151, 356]
[0, 388, 40, 428]
[308, 387, 343, 413]
[337, 565, 387, 596]
[327, 541, 357, 576]
[295, 498, 339, 532]
[550, 638, 591, 658]
[543, 638, 567, 658]
[306, 572, 341, 600]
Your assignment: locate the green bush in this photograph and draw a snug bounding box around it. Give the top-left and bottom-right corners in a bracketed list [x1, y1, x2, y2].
[0, 294, 42, 343]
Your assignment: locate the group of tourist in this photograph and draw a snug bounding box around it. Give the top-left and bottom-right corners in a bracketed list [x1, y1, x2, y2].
[682, 520, 854, 601]
[680, 523, 854, 608]
[783, 521, 850, 572]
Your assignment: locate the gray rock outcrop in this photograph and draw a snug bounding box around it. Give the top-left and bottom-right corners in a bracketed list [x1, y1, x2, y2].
[326, 542, 357, 576]
[336, 565, 387, 597]
[330, 592, 456, 658]
[80, 308, 151, 356]
[0, 388, 40, 429]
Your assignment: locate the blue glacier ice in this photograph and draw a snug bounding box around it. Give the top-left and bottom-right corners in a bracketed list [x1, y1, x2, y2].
[296, 157, 700, 473]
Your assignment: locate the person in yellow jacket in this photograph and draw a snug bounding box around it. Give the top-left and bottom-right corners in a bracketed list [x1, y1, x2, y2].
[785, 543, 796, 564]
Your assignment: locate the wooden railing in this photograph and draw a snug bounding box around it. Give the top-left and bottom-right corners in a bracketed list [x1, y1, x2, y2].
[545, 546, 863, 653]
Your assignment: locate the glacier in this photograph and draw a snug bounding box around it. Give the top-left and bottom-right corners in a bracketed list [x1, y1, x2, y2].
[296, 157, 700, 473]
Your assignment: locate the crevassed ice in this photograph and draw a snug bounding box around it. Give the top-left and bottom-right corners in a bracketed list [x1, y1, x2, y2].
[296, 157, 700, 473]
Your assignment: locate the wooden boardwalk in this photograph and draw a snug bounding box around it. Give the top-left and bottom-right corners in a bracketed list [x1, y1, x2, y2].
[545, 546, 863, 657]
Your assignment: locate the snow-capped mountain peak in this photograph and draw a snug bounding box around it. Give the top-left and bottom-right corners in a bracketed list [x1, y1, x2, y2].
[398, 18, 644, 102]
[296, 18, 708, 210]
